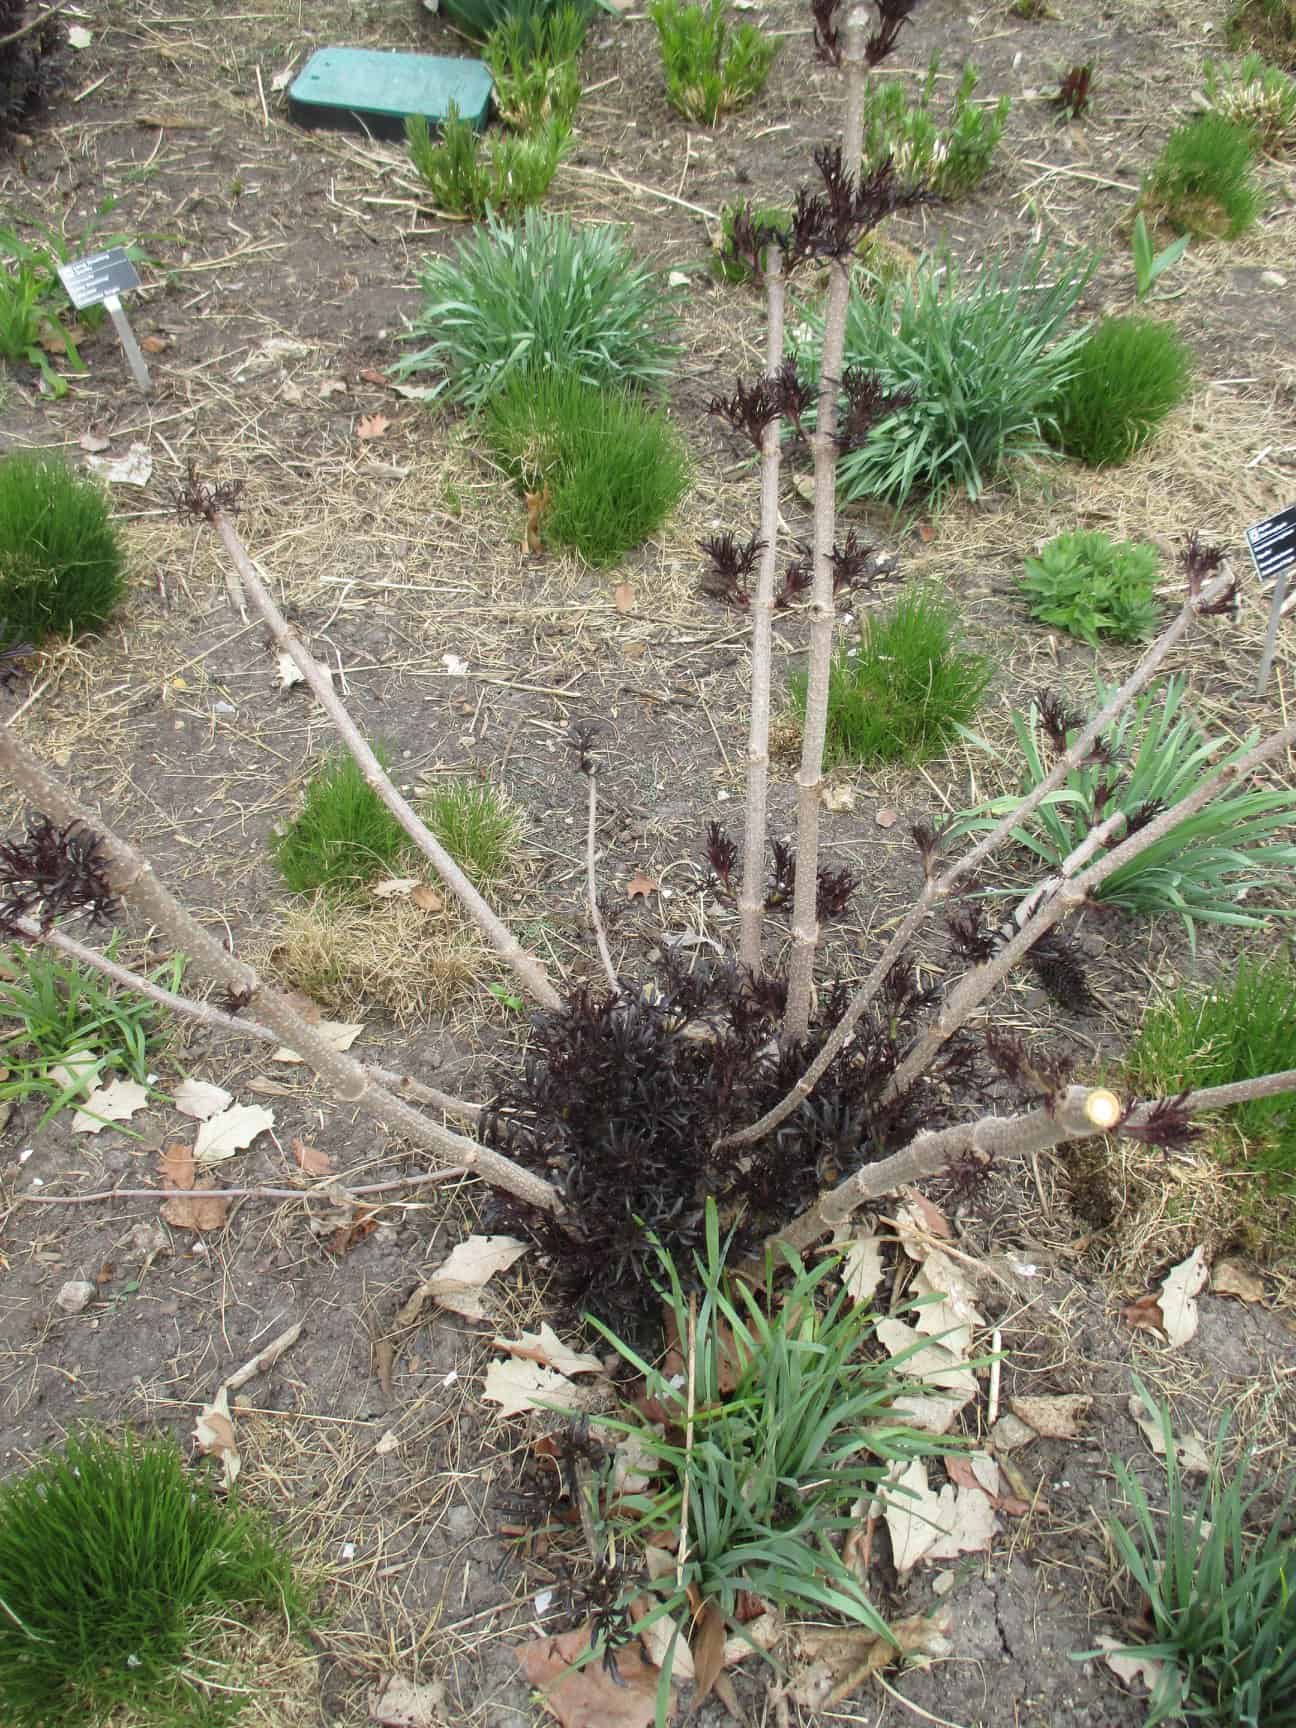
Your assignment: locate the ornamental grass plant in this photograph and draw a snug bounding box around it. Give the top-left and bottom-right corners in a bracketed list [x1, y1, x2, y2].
[0, 452, 125, 647]
[1052, 316, 1193, 468]
[274, 750, 410, 898]
[1141, 113, 1264, 238]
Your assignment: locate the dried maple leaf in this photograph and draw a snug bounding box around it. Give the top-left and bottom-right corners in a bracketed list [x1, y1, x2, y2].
[515, 1623, 661, 1728]
[357, 412, 390, 440]
[327, 1208, 378, 1256]
[158, 1141, 229, 1232]
[291, 1136, 334, 1178]
[625, 871, 658, 900]
[194, 1385, 241, 1486]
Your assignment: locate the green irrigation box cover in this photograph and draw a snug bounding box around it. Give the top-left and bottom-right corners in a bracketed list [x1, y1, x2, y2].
[288, 49, 493, 140]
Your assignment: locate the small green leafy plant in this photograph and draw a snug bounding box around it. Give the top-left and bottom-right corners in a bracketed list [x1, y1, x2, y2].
[274, 750, 410, 898]
[484, 4, 586, 131]
[1132, 211, 1190, 300]
[0, 452, 126, 648]
[1019, 530, 1161, 646]
[953, 677, 1296, 939]
[1088, 1379, 1296, 1728]
[584, 1202, 951, 1715]
[422, 777, 525, 885]
[0, 939, 180, 1125]
[485, 369, 690, 565]
[394, 210, 681, 409]
[405, 106, 568, 217]
[790, 587, 992, 767]
[860, 56, 1010, 196]
[1052, 314, 1193, 467]
[0, 1428, 303, 1728]
[649, 0, 778, 124]
[1203, 50, 1296, 150]
[1125, 951, 1296, 1185]
[1141, 113, 1264, 238]
[821, 242, 1093, 507]
[1223, 0, 1296, 63]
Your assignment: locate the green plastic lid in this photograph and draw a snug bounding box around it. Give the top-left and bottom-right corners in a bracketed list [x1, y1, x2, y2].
[288, 48, 493, 140]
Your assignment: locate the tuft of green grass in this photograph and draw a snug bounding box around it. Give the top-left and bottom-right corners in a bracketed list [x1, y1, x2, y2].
[952, 677, 1296, 941]
[790, 587, 992, 767]
[860, 55, 1011, 197]
[648, 0, 778, 124]
[584, 1201, 952, 1709]
[1203, 50, 1296, 150]
[0, 1428, 303, 1728]
[1223, 0, 1296, 64]
[0, 939, 180, 1125]
[1019, 529, 1162, 646]
[0, 452, 126, 649]
[441, 0, 597, 41]
[274, 750, 410, 898]
[405, 106, 568, 217]
[1141, 113, 1264, 238]
[393, 210, 682, 410]
[1052, 314, 1193, 468]
[484, 368, 690, 565]
[1125, 951, 1296, 1186]
[820, 242, 1093, 508]
[422, 777, 525, 885]
[1088, 1379, 1296, 1728]
[485, 4, 586, 132]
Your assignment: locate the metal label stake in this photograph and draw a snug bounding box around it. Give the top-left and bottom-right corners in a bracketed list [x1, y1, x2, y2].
[56, 246, 152, 394]
[1247, 503, 1296, 697]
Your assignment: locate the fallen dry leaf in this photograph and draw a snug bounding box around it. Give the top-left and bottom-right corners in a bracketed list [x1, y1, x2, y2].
[50, 1048, 101, 1095]
[159, 1140, 229, 1233]
[1158, 1245, 1209, 1348]
[880, 1458, 943, 1573]
[326, 1207, 378, 1256]
[1008, 1393, 1091, 1440]
[78, 428, 111, 452]
[368, 1672, 447, 1727]
[276, 650, 305, 689]
[358, 366, 388, 387]
[613, 580, 635, 614]
[357, 412, 390, 440]
[371, 876, 420, 900]
[840, 1233, 886, 1305]
[291, 1136, 334, 1178]
[790, 1609, 952, 1709]
[875, 1317, 977, 1433]
[194, 1385, 241, 1486]
[140, 333, 170, 354]
[398, 1234, 530, 1324]
[271, 1020, 364, 1063]
[173, 1078, 233, 1121]
[85, 441, 152, 486]
[194, 1102, 274, 1164]
[515, 1623, 662, 1728]
[1211, 1258, 1265, 1303]
[493, 1323, 602, 1378]
[820, 783, 856, 812]
[1128, 1396, 1210, 1475]
[483, 1357, 575, 1418]
[625, 871, 658, 900]
[1094, 1635, 1168, 1697]
[691, 1600, 727, 1709]
[411, 884, 443, 912]
[71, 1076, 151, 1134]
[1121, 1292, 1166, 1336]
[874, 805, 898, 828]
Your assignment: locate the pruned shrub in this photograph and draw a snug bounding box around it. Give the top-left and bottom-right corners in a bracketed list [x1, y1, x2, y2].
[790, 587, 993, 767]
[1019, 529, 1162, 645]
[394, 211, 681, 409]
[649, 0, 778, 124]
[859, 55, 1010, 195]
[821, 244, 1093, 507]
[1141, 113, 1264, 238]
[0, 1428, 301, 1727]
[274, 750, 409, 897]
[1052, 314, 1193, 468]
[484, 369, 690, 565]
[0, 453, 125, 649]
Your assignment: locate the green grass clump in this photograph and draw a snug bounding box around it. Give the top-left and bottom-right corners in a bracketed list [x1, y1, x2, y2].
[484, 4, 586, 132]
[442, 0, 597, 41]
[274, 751, 410, 898]
[822, 243, 1093, 508]
[1223, 0, 1296, 64]
[649, 0, 778, 124]
[1092, 1380, 1296, 1728]
[405, 106, 568, 217]
[0, 452, 125, 649]
[1125, 952, 1296, 1186]
[1141, 113, 1264, 238]
[484, 369, 690, 565]
[422, 778, 525, 885]
[790, 587, 992, 767]
[1052, 315, 1193, 468]
[860, 55, 1011, 196]
[1204, 50, 1296, 150]
[0, 1428, 302, 1727]
[394, 210, 681, 410]
[0, 939, 179, 1125]
[953, 677, 1296, 940]
[1019, 529, 1161, 646]
[586, 1202, 949, 1694]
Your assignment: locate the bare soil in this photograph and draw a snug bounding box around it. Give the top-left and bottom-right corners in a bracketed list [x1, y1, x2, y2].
[1, 1, 1294, 1725]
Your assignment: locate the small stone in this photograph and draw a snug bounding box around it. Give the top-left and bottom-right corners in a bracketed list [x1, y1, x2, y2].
[991, 1413, 1036, 1452]
[1260, 270, 1287, 288]
[56, 1280, 97, 1315]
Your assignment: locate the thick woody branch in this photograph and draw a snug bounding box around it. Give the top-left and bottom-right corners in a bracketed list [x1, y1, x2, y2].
[0, 722, 559, 1213]
[720, 573, 1240, 1151]
[11, 915, 481, 1126]
[203, 507, 561, 1013]
[772, 1066, 1296, 1254]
